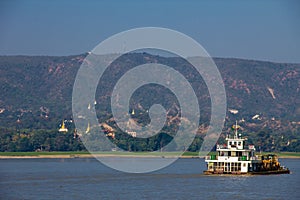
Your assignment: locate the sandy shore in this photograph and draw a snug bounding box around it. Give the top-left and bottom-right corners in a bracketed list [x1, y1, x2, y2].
[0, 155, 200, 159]
[0, 154, 299, 159]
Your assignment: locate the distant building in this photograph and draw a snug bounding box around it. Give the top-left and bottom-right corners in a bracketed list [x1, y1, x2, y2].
[85, 122, 90, 133]
[229, 109, 239, 114]
[252, 114, 261, 120]
[127, 131, 137, 137]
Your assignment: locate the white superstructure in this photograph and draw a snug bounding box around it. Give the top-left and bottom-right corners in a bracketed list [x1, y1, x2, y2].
[205, 122, 261, 174]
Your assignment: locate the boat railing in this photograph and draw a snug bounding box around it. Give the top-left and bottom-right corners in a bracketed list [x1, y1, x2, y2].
[238, 156, 248, 161]
[205, 155, 217, 160]
[250, 156, 260, 161]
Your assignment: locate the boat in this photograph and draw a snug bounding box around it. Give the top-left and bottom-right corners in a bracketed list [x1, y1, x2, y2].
[204, 122, 290, 175]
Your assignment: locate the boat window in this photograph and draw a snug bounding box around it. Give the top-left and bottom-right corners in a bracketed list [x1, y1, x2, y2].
[231, 162, 239, 171]
[238, 142, 241, 146]
[224, 162, 229, 172]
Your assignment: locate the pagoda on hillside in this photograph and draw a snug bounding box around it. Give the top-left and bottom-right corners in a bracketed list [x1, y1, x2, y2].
[58, 120, 68, 132]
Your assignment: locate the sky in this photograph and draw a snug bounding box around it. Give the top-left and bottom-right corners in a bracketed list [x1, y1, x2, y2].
[0, 0, 299, 63]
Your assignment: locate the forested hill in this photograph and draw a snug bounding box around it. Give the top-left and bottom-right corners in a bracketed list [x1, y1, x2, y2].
[0, 53, 299, 152]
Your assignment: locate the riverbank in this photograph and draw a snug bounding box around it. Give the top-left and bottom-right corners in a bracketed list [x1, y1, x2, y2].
[0, 151, 201, 159]
[0, 151, 299, 159]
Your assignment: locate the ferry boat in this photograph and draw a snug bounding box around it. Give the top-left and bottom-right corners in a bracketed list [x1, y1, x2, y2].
[204, 122, 290, 175]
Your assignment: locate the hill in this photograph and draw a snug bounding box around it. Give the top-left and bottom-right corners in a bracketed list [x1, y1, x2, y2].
[0, 53, 299, 152]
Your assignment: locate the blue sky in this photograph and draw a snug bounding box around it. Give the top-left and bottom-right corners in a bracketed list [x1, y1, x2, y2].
[0, 0, 299, 63]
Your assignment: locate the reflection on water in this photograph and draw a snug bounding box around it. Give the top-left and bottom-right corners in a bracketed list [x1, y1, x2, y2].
[0, 158, 299, 200]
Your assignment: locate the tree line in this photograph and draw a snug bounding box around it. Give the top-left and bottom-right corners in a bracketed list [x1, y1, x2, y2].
[0, 127, 205, 152]
[0, 127, 299, 152]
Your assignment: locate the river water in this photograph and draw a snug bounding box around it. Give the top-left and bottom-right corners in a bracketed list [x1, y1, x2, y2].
[0, 158, 299, 200]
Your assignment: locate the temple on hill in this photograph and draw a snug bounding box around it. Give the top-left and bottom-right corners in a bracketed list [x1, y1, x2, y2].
[58, 120, 68, 132]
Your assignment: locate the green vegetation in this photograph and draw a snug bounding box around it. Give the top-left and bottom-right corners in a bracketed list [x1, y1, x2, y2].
[272, 152, 300, 157]
[0, 128, 85, 152]
[0, 126, 204, 152]
[0, 151, 90, 156]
